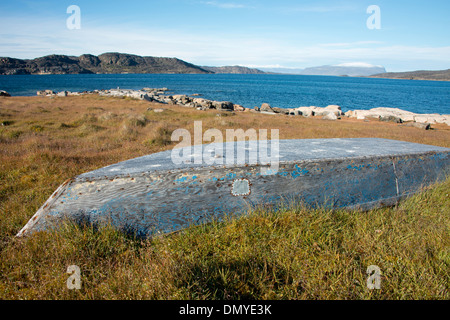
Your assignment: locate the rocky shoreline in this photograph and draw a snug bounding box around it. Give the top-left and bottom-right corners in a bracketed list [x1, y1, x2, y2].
[5, 88, 449, 127]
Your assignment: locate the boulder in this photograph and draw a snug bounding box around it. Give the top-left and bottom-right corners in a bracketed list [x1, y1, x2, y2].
[260, 103, 275, 113]
[322, 112, 338, 121]
[404, 122, 431, 130]
[163, 98, 175, 105]
[233, 104, 245, 112]
[344, 107, 449, 126]
[296, 107, 314, 117]
[272, 107, 289, 114]
[325, 105, 344, 116]
[380, 115, 403, 123]
[57, 91, 68, 97]
[288, 109, 300, 116]
[350, 110, 377, 120]
[414, 114, 448, 125]
[312, 106, 341, 117]
[193, 98, 213, 109]
[0, 90, 11, 97]
[212, 101, 234, 111]
[172, 95, 192, 105]
[344, 110, 355, 117]
[37, 89, 55, 96]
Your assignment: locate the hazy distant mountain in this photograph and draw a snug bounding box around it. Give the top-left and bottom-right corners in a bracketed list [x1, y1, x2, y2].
[0, 53, 212, 75]
[260, 63, 386, 76]
[370, 69, 450, 81]
[201, 65, 267, 74]
[300, 63, 386, 76]
[259, 67, 305, 74]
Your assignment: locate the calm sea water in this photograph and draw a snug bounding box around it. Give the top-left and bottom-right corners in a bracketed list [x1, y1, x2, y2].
[0, 74, 449, 114]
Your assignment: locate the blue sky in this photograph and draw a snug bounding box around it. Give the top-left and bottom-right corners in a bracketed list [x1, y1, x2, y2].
[0, 0, 449, 71]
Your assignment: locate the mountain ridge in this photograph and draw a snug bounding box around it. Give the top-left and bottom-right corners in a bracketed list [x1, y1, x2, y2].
[0, 53, 213, 75]
[1, 53, 447, 80]
[369, 69, 450, 81]
[201, 65, 267, 74]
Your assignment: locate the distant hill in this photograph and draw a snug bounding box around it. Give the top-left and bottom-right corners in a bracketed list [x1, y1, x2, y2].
[300, 64, 386, 76]
[370, 69, 450, 81]
[259, 67, 304, 75]
[0, 53, 212, 75]
[260, 63, 386, 76]
[201, 65, 267, 74]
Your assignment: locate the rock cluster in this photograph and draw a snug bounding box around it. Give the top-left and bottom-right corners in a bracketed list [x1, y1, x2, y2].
[98, 89, 240, 112]
[0, 90, 11, 97]
[281, 105, 449, 126]
[34, 87, 450, 127]
[37, 89, 88, 96]
[344, 107, 450, 126]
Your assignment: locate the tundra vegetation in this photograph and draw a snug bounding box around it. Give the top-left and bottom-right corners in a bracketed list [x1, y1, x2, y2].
[0, 95, 448, 299]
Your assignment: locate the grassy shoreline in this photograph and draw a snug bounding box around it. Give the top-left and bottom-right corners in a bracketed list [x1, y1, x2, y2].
[0, 95, 449, 299]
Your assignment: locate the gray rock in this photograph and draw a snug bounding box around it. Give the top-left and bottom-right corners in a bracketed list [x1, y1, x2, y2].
[172, 94, 192, 105]
[272, 107, 289, 114]
[404, 122, 431, 130]
[212, 101, 234, 111]
[380, 115, 403, 123]
[260, 103, 274, 113]
[0, 90, 11, 97]
[37, 89, 55, 96]
[165, 98, 176, 105]
[233, 104, 245, 112]
[193, 98, 213, 109]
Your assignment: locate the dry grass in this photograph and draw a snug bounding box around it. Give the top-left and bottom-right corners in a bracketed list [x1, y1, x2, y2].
[0, 95, 449, 299]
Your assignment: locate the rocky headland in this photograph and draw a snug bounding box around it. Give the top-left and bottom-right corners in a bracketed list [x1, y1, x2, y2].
[0, 53, 212, 75]
[370, 69, 450, 81]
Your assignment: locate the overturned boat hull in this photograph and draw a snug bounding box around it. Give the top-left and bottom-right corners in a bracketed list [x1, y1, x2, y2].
[17, 138, 450, 237]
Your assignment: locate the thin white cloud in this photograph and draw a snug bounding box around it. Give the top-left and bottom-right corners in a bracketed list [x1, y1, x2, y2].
[335, 62, 383, 68]
[319, 41, 384, 47]
[200, 1, 247, 9]
[1, 15, 449, 71]
[279, 4, 358, 13]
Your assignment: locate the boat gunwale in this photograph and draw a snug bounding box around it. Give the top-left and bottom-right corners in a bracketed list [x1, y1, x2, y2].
[73, 149, 449, 183]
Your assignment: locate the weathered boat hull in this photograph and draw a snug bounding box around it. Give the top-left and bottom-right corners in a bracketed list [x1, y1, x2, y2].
[17, 138, 450, 237]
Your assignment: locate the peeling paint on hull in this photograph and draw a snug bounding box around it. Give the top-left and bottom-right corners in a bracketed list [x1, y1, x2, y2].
[17, 138, 450, 238]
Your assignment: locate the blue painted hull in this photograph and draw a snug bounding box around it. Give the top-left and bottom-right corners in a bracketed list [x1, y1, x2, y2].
[17, 138, 450, 237]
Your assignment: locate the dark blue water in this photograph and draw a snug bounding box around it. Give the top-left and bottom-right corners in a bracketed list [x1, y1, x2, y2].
[0, 74, 449, 114]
